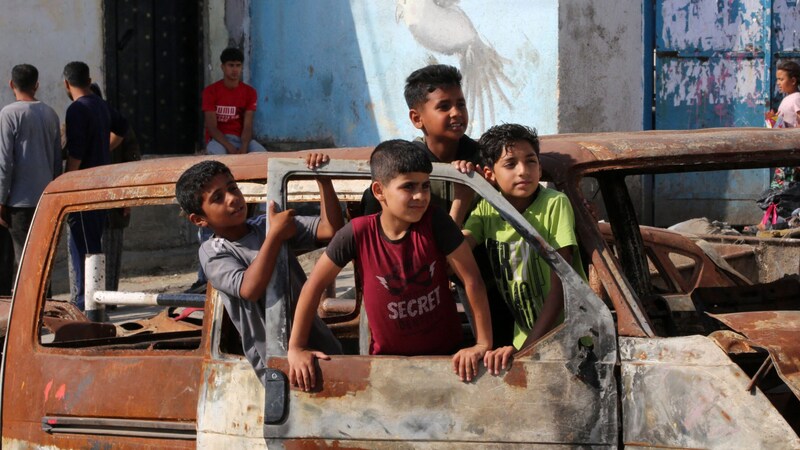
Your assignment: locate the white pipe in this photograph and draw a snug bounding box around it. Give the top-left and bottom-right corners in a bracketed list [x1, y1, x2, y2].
[94, 291, 160, 306]
[84, 254, 106, 316]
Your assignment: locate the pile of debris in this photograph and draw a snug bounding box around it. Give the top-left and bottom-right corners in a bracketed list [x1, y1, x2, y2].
[756, 179, 800, 235]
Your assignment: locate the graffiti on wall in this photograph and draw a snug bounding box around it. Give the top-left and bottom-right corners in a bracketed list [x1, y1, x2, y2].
[395, 0, 515, 133]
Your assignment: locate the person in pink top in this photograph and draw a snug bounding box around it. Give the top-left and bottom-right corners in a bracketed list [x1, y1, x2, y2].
[767, 60, 800, 188]
[202, 47, 266, 155]
[774, 60, 800, 128]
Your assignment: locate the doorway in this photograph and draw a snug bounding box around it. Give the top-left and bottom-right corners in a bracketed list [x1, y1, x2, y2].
[104, 0, 202, 155]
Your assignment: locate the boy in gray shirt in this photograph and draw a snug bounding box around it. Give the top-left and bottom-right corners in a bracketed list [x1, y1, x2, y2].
[175, 156, 342, 386]
[0, 64, 62, 276]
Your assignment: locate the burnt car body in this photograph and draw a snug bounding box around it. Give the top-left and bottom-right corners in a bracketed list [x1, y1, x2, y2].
[1, 128, 799, 448]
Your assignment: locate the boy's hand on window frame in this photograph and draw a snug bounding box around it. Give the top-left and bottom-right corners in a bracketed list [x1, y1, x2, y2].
[288, 347, 330, 391]
[452, 343, 489, 382]
[451, 159, 476, 174]
[267, 201, 297, 241]
[484, 345, 515, 375]
[305, 152, 330, 169]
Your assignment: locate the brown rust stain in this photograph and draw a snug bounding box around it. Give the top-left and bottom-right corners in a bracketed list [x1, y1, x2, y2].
[720, 410, 732, 422]
[708, 330, 758, 355]
[268, 357, 371, 398]
[503, 363, 528, 389]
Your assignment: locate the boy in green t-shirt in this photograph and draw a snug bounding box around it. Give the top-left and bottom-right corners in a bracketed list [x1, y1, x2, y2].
[455, 123, 586, 373]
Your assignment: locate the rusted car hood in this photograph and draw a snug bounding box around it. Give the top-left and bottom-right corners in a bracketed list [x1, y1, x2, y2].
[710, 311, 800, 400]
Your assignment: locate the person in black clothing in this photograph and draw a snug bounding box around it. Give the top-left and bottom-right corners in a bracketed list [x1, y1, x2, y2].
[62, 62, 128, 310]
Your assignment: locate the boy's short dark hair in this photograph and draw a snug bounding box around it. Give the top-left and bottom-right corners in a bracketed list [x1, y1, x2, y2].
[63, 61, 91, 89]
[478, 123, 540, 168]
[404, 64, 462, 109]
[11, 64, 38, 93]
[220, 47, 244, 64]
[176, 160, 233, 216]
[778, 60, 800, 82]
[370, 139, 432, 184]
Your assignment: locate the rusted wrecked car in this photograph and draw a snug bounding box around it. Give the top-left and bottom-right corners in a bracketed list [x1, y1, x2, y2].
[1, 128, 799, 449]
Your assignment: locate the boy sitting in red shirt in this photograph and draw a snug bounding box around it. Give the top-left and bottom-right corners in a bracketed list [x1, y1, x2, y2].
[202, 47, 266, 155]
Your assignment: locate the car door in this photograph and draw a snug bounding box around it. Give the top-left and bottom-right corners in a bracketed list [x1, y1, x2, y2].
[2, 190, 202, 449]
[260, 159, 618, 447]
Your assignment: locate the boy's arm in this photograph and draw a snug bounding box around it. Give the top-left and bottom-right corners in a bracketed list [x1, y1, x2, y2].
[204, 111, 236, 154]
[449, 160, 479, 227]
[239, 110, 255, 152]
[288, 253, 342, 391]
[449, 183, 475, 227]
[0, 116, 14, 227]
[446, 241, 493, 382]
[300, 153, 343, 242]
[520, 246, 572, 348]
[109, 132, 124, 151]
[65, 156, 81, 172]
[461, 229, 478, 250]
[237, 201, 297, 301]
[315, 177, 343, 242]
[485, 246, 574, 374]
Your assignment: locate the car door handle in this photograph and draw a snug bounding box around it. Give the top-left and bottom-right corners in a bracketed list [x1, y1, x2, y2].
[264, 369, 288, 424]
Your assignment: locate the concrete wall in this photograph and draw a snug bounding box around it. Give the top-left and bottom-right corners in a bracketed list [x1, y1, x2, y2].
[249, 1, 565, 147]
[247, 1, 644, 147]
[558, 1, 645, 133]
[204, 0, 251, 87]
[0, 0, 104, 124]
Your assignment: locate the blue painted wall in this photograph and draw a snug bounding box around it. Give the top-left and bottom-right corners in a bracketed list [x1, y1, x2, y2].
[250, 1, 559, 147]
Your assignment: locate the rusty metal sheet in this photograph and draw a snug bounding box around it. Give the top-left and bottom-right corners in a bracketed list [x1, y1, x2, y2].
[620, 336, 800, 448]
[42, 317, 117, 342]
[708, 330, 760, 355]
[37, 129, 800, 198]
[264, 356, 616, 445]
[114, 308, 203, 337]
[196, 358, 267, 447]
[541, 128, 800, 174]
[42, 148, 375, 196]
[710, 310, 800, 400]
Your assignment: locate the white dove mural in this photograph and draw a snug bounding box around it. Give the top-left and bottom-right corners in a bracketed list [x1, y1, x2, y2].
[396, 0, 514, 133]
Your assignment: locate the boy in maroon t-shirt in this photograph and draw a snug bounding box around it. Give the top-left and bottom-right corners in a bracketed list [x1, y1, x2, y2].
[201, 47, 266, 155]
[288, 139, 495, 391]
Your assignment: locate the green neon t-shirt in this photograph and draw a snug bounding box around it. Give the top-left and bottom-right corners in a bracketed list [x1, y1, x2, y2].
[464, 187, 586, 349]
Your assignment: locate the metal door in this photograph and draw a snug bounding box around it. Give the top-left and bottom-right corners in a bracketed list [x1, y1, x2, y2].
[773, 0, 800, 102]
[654, 0, 771, 226]
[261, 160, 619, 447]
[104, 0, 201, 155]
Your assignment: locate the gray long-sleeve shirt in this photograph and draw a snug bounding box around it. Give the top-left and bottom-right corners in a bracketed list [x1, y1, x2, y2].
[0, 101, 62, 207]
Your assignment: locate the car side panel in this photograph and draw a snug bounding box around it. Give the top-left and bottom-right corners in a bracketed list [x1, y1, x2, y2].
[620, 336, 800, 448]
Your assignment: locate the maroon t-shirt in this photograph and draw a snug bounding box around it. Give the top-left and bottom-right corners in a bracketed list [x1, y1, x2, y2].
[326, 207, 464, 355]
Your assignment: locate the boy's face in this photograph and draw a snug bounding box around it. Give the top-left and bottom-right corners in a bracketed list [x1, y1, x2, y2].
[373, 172, 431, 225]
[409, 85, 468, 143]
[484, 140, 542, 203]
[221, 61, 243, 83]
[189, 172, 247, 234]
